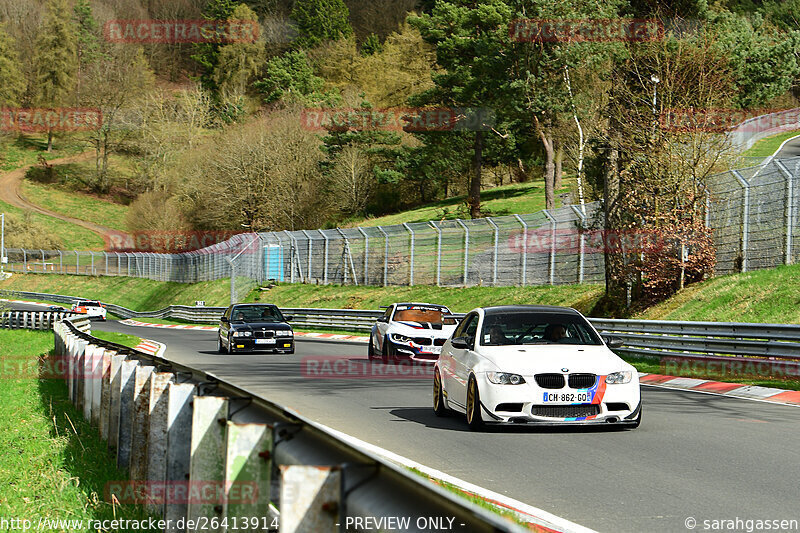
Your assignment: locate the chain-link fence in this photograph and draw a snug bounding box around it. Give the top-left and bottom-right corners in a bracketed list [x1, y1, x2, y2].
[3, 156, 800, 294]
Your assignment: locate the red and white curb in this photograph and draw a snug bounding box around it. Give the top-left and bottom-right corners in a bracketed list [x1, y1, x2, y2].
[133, 339, 166, 358]
[319, 423, 594, 533]
[119, 319, 370, 342]
[639, 373, 800, 406]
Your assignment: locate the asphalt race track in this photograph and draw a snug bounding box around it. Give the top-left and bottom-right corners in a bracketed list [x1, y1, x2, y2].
[73, 318, 800, 533]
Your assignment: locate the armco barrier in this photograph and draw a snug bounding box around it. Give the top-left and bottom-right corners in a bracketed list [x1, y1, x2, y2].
[50, 316, 544, 533]
[1, 310, 79, 329]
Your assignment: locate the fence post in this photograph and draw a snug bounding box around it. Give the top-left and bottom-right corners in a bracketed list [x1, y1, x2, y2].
[226, 257, 235, 305]
[22, 249, 26, 271]
[319, 230, 329, 284]
[513, 215, 528, 286]
[486, 218, 499, 285]
[570, 206, 586, 284]
[704, 190, 711, 228]
[402, 223, 415, 285]
[90, 251, 95, 275]
[776, 160, 794, 265]
[376, 226, 389, 286]
[543, 210, 556, 285]
[40, 249, 45, 273]
[455, 219, 469, 286]
[301, 230, 313, 282]
[75, 250, 80, 275]
[429, 221, 442, 286]
[357, 227, 369, 285]
[58, 250, 62, 273]
[732, 170, 750, 272]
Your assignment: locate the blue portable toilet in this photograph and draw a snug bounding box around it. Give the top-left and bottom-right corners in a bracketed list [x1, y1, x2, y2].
[264, 244, 284, 281]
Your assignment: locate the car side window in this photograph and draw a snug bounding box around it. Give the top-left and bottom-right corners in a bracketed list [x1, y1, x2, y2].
[384, 306, 394, 320]
[464, 316, 479, 340]
[224, 306, 232, 319]
[454, 313, 476, 337]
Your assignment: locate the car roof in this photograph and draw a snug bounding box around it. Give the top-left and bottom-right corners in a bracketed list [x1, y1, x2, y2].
[480, 305, 581, 316]
[393, 302, 450, 309]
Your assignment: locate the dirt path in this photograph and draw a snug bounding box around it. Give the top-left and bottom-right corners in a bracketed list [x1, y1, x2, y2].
[0, 151, 124, 243]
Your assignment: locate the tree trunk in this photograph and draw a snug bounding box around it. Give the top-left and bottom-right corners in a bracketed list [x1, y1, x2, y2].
[554, 141, 563, 191]
[469, 131, 483, 218]
[47, 130, 53, 152]
[533, 115, 555, 210]
[603, 146, 623, 300]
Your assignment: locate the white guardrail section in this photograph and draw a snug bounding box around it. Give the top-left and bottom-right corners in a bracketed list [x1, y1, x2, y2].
[51, 315, 539, 533]
[5, 289, 800, 370]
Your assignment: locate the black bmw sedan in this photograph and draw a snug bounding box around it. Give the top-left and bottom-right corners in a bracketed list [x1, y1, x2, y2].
[218, 303, 294, 354]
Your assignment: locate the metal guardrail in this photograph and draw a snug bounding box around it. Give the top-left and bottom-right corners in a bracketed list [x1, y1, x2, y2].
[5, 289, 800, 367]
[51, 315, 539, 533]
[1, 310, 79, 330]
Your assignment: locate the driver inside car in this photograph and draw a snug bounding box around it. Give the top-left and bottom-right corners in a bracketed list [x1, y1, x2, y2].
[488, 324, 510, 345]
[544, 323, 568, 342]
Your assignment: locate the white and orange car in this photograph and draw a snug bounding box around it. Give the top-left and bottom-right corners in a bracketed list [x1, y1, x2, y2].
[71, 300, 107, 321]
[368, 303, 459, 364]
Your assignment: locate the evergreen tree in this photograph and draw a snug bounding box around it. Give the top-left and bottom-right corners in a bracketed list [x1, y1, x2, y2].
[0, 23, 25, 106]
[72, 0, 102, 103]
[191, 0, 239, 93]
[33, 0, 78, 151]
[291, 0, 353, 48]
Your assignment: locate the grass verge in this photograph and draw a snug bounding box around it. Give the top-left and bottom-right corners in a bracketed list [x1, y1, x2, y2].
[20, 180, 130, 232]
[0, 198, 104, 250]
[0, 329, 153, 530]
[91, 330, 143, 349]
[741, 130, 800, 158]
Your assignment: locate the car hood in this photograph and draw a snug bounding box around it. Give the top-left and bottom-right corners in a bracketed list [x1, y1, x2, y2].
[390, 322, 457, 337]
[230, 321, 291, 331]
[477, 345, 634, 375]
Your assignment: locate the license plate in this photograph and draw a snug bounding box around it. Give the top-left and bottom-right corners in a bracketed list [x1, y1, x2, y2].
[542, 392, 591, 403]
[424, 346, 442, 354]
[255, 338, 276, 345]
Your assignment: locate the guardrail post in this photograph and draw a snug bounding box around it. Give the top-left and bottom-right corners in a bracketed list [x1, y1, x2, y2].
[187, 396, 229, 532]
[146, 372, 175, 515]
[402, 223, 415, 285]
[357, 227, 369, 285]
[732, 170, 750, 272]
[279, 465, 341, 533]
[455, 219, 469, 286]
[543, 210, 557, 285]
[90, 251, 95, 275]
[22, 249, 26, 271]
[222, 422, 272, 523]
[58, 250, 62, 273]
[486, 218, 499, 285]
[90, 347, 106, 427]
[429, 221, 442, 286]
[74, 250, 79, 275]
[116, 359, 139, 470]
[108, 353, 126, 448]
[129, 365, 155, 480]
[776, 160, 794, 264]
[40, 249, 44, 272]
[570, 206, 587, 284]
[164, 383, 195, 532]
[376, 226, 389, 287]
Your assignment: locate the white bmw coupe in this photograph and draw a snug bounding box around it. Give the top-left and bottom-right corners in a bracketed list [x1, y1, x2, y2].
[433, 305, 641, 430]
[369, 303, 459, 364]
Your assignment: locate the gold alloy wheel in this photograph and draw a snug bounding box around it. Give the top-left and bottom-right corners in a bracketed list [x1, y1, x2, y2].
[466, 379, 476, 424]
[433, 372, 442, 410]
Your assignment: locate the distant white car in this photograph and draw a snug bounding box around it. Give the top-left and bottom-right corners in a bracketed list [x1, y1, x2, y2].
[368, 303, 459, 364]
[71, 300, 107, 321]
[433, 305, 641, 430]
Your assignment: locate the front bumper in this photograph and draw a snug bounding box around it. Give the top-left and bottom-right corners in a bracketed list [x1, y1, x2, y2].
[474, 374, 641, 425]
[388, 339, 441, 364]
[230, 337, 294, 352]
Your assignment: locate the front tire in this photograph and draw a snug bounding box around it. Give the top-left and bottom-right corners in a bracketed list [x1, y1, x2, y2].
[381, 336, 390, 364]
[218, 335, 227, 354]
[433, 370, 448, 417]
[368, 334, 376, 360]
[466, 376, 484, 431]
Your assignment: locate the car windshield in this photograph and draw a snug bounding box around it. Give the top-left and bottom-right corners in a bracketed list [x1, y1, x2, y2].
[231, 305, 284, 322]
[393, 305, 457, 325]
[480, 312, 602, 346]
[78, 301, 99, 307]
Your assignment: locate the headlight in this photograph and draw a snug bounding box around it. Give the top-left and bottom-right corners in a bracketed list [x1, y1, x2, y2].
[233, 331, 251, 337]
[606, 371, 632, 384]
[276, 330, 293, 337]
[486, 372, 526, 385]
[391, 334, 412, 344]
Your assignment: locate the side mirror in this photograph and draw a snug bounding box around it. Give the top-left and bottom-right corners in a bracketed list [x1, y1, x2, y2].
[377, 316, 388, 323]
[451, 336, 471, 349]
[220, 316, 229, 323]
[283, 315, 293, 322]
[604, 336, 624, 349]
